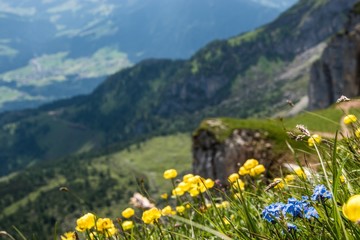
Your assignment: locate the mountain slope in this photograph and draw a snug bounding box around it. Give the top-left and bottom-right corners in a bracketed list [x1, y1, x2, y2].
[0, 0, 293, 111]
[0, 103, 348, 238]
[0, 133, 192, 238]
[0, 0, 356, 177]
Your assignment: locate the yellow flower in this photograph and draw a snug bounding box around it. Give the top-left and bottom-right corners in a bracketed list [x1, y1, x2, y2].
[233, 193, 241, 199]
[160, 193, 168, 199]
[76, 213, 96, 232]
[249, 164, 266, 176]
[308, 134, 322, 147]
[273, 178, 284, 189]
[178, 181, 191, 192]
[163, 169, 178, 179]
[355, 128, 360, 138]
[189, 187, 200, 197]
[342, 195, 360, 222]
[340, 175, 346, 183]
[294, 167, 306, 179]
[162, 205, 176, 215]
[221, 201, 230, 208]
[172, 187, 185, 196]
[204, 178, 215, 189]
[183, 173, 194, 182]
[238, 166, 250, 176]
[122, 208, 135, 219]
[284, 174, 296, 183]
[96, 218, 115, 232]
[142, 207, 162, 224]
[176, 205, 185, 213]
[89, 232, 97, 240]
[232, 179, 245, 191]
[344, 114, 357, 125]
[228, 173, 239, 183]
[188, 175, 201, 184]
[223, 218, 231, 225]
[243, 159, 259, 170]
[104, 227, 117, 237]
[122, 221, 134, 231]
[61, 232, 76, 240]
[198, 185, 207, 193]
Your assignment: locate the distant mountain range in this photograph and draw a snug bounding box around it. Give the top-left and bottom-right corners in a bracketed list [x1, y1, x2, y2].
[0, 0, 296, 112]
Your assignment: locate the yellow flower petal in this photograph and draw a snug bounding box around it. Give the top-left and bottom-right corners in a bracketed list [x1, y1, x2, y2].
[176, 205, 185, 213]
[163, 169, 178, 179]
[294, 168, 306, 179]
[344, 114, 357, 125]
[228, 173, 239, 183]
[122, 208, 135, 219]
[122, 221, 134, 231]
[343, 195, 360, 222]
[243, 159, 259, 170]
[238, 166, 250, 176]
[273, 178, 284, 189]
[76, 213, 96, 232]
[308, 134, 322, 147]
[142, 208, 162, 224]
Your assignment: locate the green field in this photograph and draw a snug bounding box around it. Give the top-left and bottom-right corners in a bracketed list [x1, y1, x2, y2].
[0, 47, 132, 87]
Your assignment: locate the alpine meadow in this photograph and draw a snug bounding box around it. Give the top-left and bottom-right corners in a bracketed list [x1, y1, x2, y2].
[2, 0, 360, 239]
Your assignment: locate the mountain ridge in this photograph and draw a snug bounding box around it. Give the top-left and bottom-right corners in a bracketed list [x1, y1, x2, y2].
[0, 0, 293, 111]
[0, 0, 355, 174]
[0, 0, 356, 177]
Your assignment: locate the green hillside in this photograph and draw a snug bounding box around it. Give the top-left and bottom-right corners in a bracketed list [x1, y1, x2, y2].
[0, 133, 192, 237]
[0, 0, 355, 177]
[1, 102, 356, 237]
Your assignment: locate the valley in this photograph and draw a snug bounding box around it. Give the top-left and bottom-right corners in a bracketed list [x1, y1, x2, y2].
[0, 0, 294, 112]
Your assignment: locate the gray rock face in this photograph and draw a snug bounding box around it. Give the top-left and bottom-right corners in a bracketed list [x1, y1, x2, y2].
[308, 7, 360, 110]
[269, 0, 358, 56]
[192, 129, 275, 183]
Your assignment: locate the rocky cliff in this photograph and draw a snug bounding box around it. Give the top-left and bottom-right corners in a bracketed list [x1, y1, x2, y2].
[192, 119, 286, 183]
[308, 3, 360, 110]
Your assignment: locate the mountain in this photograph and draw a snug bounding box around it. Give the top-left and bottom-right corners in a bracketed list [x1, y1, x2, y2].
[0, 0, 356, 177]
[0, 0, 296, 62]
[308, 2, 360, 110]
[0, 0, 294, 112]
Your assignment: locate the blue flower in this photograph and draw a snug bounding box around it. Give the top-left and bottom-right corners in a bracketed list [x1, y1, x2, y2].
[262, 203, 285, 223]
[263, 196, 320, 225]
[283, 198, 304, 218]
[304, 206, 319, 219]
[287, 222, 297, 232]
[311, 185, 332, 201]
[301, 196, 309, 202]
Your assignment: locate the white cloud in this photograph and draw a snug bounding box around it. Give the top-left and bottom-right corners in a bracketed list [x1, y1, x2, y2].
[0, 2, 36, 16]
[249, 0, 297, 9]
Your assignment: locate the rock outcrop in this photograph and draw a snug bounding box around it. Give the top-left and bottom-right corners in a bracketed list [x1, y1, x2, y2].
[308, 3, 360, 110]
[192, 127, 277, 184]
